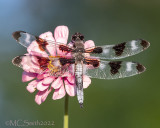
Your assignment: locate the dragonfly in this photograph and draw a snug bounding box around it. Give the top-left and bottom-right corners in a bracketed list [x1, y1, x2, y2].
[12, 31, 150, 108]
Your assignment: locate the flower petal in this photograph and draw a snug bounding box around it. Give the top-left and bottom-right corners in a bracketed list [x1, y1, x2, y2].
[83, 40, 95, 58]
[46, 45, 57, 56]
[83, 75, 91, 89]
[84, 40, 95, 49]
[43, 76, 54, 84]
[27, 41, 48, 57]
[39, 31, 55, 41]
[35, 89, 52, 105]
[51, 77, 63, 89]
[26, 80, 38, 93]
[22, 71, 37, 82]
[37, 81, 49, 91]
[21, 55, 41, 73]
[52, 84, 66, 100]
[64, 79, 76, 96]
[29, 46, 48, 57]
[37, 73, 49, 80]
[54, 26, 69, 44]
[31, 55, 39, 65]
[65, 73, 75, 84]
[39, 31, 57, 56]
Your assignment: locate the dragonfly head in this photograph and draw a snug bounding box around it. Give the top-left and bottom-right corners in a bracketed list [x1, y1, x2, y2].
[71, 32, 84, 42]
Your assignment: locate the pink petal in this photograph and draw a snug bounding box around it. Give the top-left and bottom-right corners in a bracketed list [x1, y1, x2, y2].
[68, 42, 73, 47]
[29, 46, 48, 57]
[27, 41, 48, 57]
[26, 80, 38, 93]
[52, 85, 66, 100]
[66, 65, 74, 75]
[37, 73, 49, 80]
[37, 81, 49, 91]
[21, 55, 41, 73]
[22, 64, 30, 71]
[62, 72, 71, 77]
[84, 40, 95, 49]
[35, 89, 52, 105]
[39, 31, 57, 56]
[51, 77, 63, 89]
[66, 73, 75, 84]
[46, 45, 57, 56]
[39, 31, 55, 41]
[83, 75, 91, 88]
[83, 40, 95, 58]
[54, 26, 69, 44]
[22, 71, 37, 82]
[43, 76, 54, 84]
[64, 79, 76, 96]
[31, 55, 39, 65]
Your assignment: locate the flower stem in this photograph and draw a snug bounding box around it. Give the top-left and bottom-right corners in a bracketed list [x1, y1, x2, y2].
[63, 94, 69, 128]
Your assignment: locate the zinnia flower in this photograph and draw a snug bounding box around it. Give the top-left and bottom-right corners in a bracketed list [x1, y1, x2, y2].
[15, 26, 94, 105]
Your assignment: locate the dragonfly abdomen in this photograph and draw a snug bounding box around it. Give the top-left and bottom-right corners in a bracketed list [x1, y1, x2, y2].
[75, 63, 83, 108]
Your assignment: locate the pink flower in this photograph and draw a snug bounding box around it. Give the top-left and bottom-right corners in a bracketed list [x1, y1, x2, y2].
[21, 26, 93, 105]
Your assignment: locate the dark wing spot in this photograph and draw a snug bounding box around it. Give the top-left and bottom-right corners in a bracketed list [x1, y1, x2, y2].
[109, 61, 122, 75]
[36, 56, 50, 69]
[12, 31, 26, 41]
[85, 47, 102, 54]
[59, 45, 73, 52]
[92, 60, 100, 67]
[59, 58, 75, 66]
[92, 47, 103, 54]
[36, 38, 48, 51]
[12, 55, 24, 67]
[59, 58, 68, 66]
[136, 63, 146, 73]
[141, 39, 150, 49]
[113, 42, 126, 56]
[84, 58, 100, 68]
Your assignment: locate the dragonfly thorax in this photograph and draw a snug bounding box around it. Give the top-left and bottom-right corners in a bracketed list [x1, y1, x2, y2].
[74, 53, 85, 62]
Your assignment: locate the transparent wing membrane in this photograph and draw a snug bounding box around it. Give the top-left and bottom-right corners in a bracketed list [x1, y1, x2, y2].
[12, 55, 69, 76]
[12, 31, 38, 48]
[86, 39, 150, 60]
[85, 60, 146, 79]
[12, 31, 71, 48]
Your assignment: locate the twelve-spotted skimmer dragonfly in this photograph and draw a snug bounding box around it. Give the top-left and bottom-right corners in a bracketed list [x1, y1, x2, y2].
[12, 31, 150, 108]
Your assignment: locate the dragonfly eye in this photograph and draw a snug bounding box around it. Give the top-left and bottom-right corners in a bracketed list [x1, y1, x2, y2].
[72, 35, 77, 41]
[79, 35, 84, 41]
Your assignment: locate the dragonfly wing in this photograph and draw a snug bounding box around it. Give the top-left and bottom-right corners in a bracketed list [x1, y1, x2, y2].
[12, 31, 38, 48]
[85, 60, 146, 79]
[12, 55, 49, 74]
[86, 39, 150, 59]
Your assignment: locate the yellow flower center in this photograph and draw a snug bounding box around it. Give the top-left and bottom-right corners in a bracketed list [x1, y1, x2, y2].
[47, 56, 61, 76]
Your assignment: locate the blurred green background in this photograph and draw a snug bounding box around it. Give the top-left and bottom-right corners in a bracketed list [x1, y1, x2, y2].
[0, 0, 159, 128]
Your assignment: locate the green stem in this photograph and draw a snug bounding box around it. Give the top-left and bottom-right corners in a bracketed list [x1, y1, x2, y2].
[63, 94, 69, 128]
